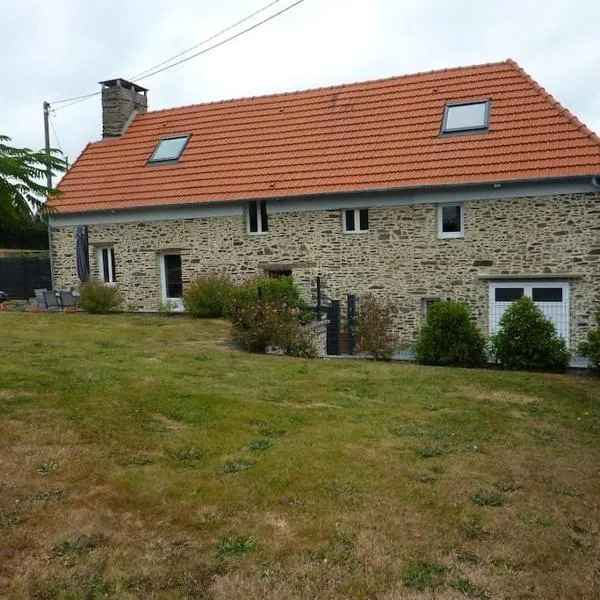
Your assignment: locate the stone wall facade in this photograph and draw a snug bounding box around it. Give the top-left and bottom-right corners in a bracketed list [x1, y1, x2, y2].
[50, 192, 600, 348]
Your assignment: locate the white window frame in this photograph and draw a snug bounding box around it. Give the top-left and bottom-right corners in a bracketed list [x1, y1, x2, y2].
[488, 281, 570, 344]
[437, 203, 464, 238]
[158, 253, 185, 312]
[97, 246, 115, 283]
[342, 208, 369, 234]
[247, 200, 268, 235]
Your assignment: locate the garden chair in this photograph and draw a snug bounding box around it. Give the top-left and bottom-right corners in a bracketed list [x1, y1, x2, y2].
[34, 288, 47, 309]
[59, 291, 76, 309]
[42, 290, 60, 311]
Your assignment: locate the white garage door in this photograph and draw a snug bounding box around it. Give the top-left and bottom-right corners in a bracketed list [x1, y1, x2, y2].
[489, 281, 570, 345]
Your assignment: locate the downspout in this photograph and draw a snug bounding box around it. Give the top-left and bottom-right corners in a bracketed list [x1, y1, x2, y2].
[47, 217, 54, 289]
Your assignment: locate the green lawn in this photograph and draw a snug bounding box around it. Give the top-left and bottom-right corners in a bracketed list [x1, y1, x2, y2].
[0, 313, 599, 599]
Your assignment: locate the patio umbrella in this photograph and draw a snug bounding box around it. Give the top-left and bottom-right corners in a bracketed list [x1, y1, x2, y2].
[76, 225, 90, 282]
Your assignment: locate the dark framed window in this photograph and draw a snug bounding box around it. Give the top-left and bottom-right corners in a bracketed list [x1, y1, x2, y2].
[267, 269, 292, 278]
[441, 100, 490, 134]
[248, 200, 268, 233]
[147, 135, 190, 164]
[532, 287, 563, 302]
[163, 254, 183, 298]
[343, 208, 369, 233]
[438, 204, 463, 237]
[495, 287, 524, 302]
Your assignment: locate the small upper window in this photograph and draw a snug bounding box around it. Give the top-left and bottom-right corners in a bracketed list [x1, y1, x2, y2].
[248, 200, 268, 234]
[148, 135, 190, 163]
[343, 208, 369, 233]
[441, 101, 490, 134]
[438, 204, 464, 238]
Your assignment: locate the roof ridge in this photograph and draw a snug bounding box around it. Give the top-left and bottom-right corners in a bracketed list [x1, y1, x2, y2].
[141, 60, 512, 117]
[506, 58, 600, 149]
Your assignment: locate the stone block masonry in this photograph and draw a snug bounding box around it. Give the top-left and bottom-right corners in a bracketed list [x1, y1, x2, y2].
[51, 192, 600, 348]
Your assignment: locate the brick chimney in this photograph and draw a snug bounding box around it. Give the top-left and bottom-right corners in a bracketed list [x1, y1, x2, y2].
[99, 78, 148, 139]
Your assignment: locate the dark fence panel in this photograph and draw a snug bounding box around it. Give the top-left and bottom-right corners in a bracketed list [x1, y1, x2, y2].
[347, 294, 358, 355]
[0, 257, 52, 299]
[326, 300, 341, 356]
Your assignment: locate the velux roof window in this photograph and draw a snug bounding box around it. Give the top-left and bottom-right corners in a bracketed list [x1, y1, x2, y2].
[147, 134, 190, 164]
[441, 100, 490, 134]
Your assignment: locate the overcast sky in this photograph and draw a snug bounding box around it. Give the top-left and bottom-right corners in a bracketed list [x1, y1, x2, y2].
[2, 0, 599, 166]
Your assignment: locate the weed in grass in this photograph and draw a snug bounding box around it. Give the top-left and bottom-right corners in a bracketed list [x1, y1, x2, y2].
[458, 519, 490, 540]
[122, 455, 153, 468]
[123, 575, 154, 594]
[464, 443, 485, 453]
[36, 459, 58, 475]
[248, 419, 269, 427]
[390, 425, 425, 437]
[171, 447, 203, 467]
[566, 533, 585, 551]
[415, 446, 446, 458]
[32, 489, 64, 502]
[471, 489, 504, 506]
[260, 428, 287, 438]
[410, 472, 437, 484]
[519, 511, 552, 527]
[536, 429, 556, 445]
[52, 534, 105, 559]
[218, 459, 254, 474]
[329, 532, 356, 565]
[402, 560, 447, 591]
[247, 439, 273, 452]
[217, 535, 256, 556]
[551, 484, 583, 497]
[0, 510, 23, 530]
[494, 479, 523, 493]
[326, 481, 359, 497]
[196, 513, 224, 527]
[281, 495, 304, 508]
[456, 551, 482, 564]
[449, 577, 490, 599]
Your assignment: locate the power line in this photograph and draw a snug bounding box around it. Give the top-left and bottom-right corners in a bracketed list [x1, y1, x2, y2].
[51, 0, 304, 111]
[134, 0, 305, 84]
[48, 113, 63, 153]
[130, 0, 283, 80]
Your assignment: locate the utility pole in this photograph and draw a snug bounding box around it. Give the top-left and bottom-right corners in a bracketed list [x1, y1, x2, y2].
[43, 101, 52, 190]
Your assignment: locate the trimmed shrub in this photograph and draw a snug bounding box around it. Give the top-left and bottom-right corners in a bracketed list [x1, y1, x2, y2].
[78, 280, 123, 314]
[491, 296, 570, 372]
[183, 274, 235, 318]
[357, 294, 397, 360]
[229, 299, 317, 357]
[414, 300, 487, 367]
[578, 307, 600, 373]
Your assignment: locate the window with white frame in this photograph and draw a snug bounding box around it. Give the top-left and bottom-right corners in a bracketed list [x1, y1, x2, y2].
[438, 204, 464, 238]
[97, 247, 116, 283]
[248, 200, 268, 233]
[343, 208, 369, 233]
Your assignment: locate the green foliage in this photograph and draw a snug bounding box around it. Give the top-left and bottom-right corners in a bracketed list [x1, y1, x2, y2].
[357, 294, 397, 360]
[183, 274, 235, 318]
[491, 296, 570, 372]
[78, 280, 123, 314]
[578, 307, 600, 373]
[0, 134, 67, 230]
[216, 535, 256, 556]
[402, 561, 448, 591]
[471, 488, 504, 506]
[227, 276, 317, 357]
[414, 301, 487, 367]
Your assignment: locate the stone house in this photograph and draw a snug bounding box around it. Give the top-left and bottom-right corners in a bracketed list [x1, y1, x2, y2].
[49, 59, 600, 348]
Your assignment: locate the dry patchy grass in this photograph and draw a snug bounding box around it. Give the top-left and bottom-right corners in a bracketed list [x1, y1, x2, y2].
[0, 313, 599, 599]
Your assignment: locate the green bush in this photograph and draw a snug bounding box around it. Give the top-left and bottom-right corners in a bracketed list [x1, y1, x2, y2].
[414, 300, 487, 367]
[183, 274, 235, 317]
[357, 294, 397, 360]
[78, 280, 123, 314]
[227, 276, 310, 319]
[491, 296, 570, 372]
[578, 307, 600, 373]
[229, 299, 317, 357]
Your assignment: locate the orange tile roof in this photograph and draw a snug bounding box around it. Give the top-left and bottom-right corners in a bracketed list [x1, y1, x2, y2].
[52, 59, 600, 214]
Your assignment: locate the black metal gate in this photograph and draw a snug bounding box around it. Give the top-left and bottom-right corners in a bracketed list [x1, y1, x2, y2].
[0, 256, 52, 300]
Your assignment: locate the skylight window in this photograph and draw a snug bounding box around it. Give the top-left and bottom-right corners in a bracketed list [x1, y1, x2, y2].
[148, 135, 190, 163]
[441, 101, 490, 134]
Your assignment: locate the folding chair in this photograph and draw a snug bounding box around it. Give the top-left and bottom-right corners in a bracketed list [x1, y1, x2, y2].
[42, 290, 60, 311]
[59, 291, 76, 309]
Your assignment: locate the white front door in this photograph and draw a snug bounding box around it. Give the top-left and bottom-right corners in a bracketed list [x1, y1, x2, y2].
[489, 281, 570, 345]
[159, 254, 184, 311]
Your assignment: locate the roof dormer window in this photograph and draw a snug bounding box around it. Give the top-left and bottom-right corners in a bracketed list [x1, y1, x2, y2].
[147, 134, 190, 164]
[441, 100, 490, 134]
